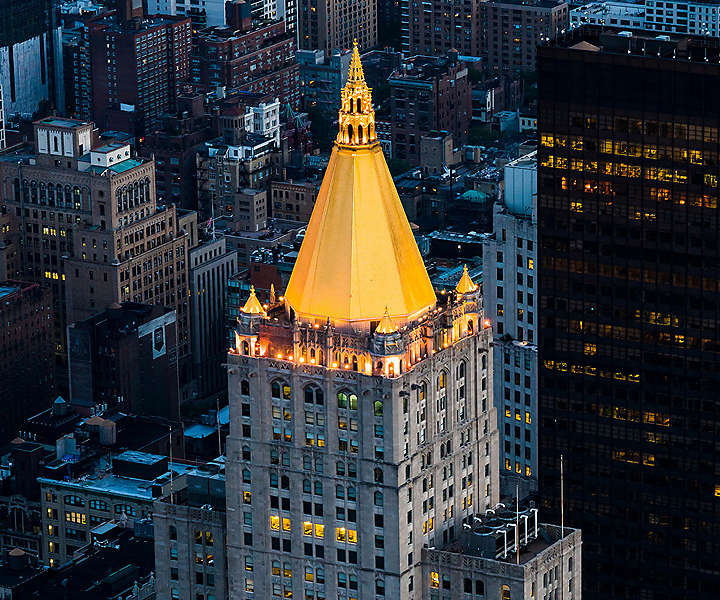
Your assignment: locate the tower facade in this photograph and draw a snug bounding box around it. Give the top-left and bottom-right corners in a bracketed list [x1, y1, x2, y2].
[225, 45, 499, 600]
[538, 28, 720, 599]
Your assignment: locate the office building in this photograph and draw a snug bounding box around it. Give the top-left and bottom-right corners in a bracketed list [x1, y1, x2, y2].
[76, 4, 191, 133]
[225, 45, 499, 600]
[0, 117, 197, 384]
[190, 238, 238, 399]
[388, 53, 472, 164]
[298, 0, 376, 54]
[0, 0, 64, 117]
[538, 27, 720, 599]
[0, 282, 55, 441]
[482, 151, 538, 499]
[484, 0, 569, 72]
[153, 458, 228, 600]
[67, 303, 180, 418]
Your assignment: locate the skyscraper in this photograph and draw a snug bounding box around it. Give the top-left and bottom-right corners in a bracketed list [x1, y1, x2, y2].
[0, 0, 64, 116]
[225, 45, 499, 600]
[538, 27, 720, 600]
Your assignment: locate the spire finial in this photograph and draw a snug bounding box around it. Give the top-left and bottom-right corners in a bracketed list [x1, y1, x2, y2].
[336, 43, 376, 147]
[456, 264, 478, 295]
[376, 306, 398, 334]
[241, 285, 266, 315]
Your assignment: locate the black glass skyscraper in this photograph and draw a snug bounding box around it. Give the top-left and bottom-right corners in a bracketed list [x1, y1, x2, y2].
[538, 28, 720, 600]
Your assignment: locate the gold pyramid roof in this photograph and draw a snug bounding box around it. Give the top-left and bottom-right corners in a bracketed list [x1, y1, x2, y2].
[241, 285, 266, 315]
[376, 307, 398, 334]
[284, 44, 436, 325]
[456, 265, 478, 294]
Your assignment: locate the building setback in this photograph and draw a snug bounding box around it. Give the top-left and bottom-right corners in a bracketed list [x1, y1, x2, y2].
[538, 27, 720, 600]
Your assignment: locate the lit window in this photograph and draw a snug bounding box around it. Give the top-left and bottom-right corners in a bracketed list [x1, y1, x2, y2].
[315, 524, 324, 538]
[282, 517, 291, 531]
[270, 515, 280, 530]
[430, 572, 440, 588]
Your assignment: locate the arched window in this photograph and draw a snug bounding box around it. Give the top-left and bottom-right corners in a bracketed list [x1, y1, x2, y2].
[374, 491, 384, 506]
[347, 124, 354, 143]
[241, 380, 250, 396]
[501, 584, 511, 600]
[457, 361, 466, 379]
[358, 124, 363, 142]
[349, 393, 358, 410]
[357, 99, 362, 112]
[374, 468, 384, 483]
[468, 319, 474, 334]
[242, 469, 251, 483]
[336, 485, 345, 499]
[376, 361, 382, 371]
[30, 181, 37, 203]
[481, 355, 487, 370]
[241, 340, 249, 355]
[303, 479, 312, 493]
[242, 446, 251, 460]
[437, 371, 447, 390]
[352, 355, 358, 371]
[419, 382, 427, 401]
[374, 399, 383, 416]
[338, 391, 348, 408]
[272, 380, 281, 398]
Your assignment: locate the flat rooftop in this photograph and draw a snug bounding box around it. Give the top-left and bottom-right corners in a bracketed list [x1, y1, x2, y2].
[552, 25, 720, 63]
[39, 117, 88, 129]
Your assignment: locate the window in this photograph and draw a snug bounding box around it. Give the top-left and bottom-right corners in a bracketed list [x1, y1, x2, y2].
[430, 572, 439, 588]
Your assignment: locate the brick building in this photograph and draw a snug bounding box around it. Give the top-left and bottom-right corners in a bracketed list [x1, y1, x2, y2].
[0, 281, 54, 441]
[388, 53, 472, 163]
[484, 0, 568, 72]
[0, 117, 197, 391]
[75, 3, 192, 134]
[191, 21, 300, 110]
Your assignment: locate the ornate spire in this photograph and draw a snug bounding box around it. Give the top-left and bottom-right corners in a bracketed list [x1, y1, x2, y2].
[284, 48, 436, 327]
[456, 265, 478, 295]
[241, 285, 266, 315]
[376, 307, 398, 334]
[336, 40, 377, 147]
